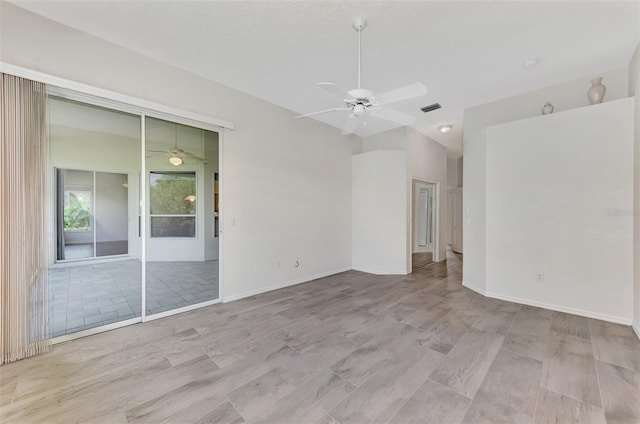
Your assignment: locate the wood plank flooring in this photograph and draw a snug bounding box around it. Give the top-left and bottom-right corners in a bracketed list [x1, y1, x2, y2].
[411, 252, 433, 271]
[2, 251, 640, 423]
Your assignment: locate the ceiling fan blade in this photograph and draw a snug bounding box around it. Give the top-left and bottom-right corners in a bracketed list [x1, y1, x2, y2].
[295, 107, 350, 119]
[181, 151, 208, 162]
[146, 149, 171, 154]
[317, 82, 351, 99]
[342, 115, 361, 135]
[375, 83, 427, 105]
[372, 107, 416, 126]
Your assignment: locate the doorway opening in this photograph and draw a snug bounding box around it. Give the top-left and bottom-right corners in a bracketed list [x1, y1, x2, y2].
[411, 179, 436, 272]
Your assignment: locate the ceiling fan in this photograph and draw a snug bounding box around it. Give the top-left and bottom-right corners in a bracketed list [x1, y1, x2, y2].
[295, 17, 427, 135]
[146, 124, 208, 166]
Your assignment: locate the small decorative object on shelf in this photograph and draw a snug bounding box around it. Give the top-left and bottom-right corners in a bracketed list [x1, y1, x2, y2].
[587, 77, 606, 105]
[541, 102, 554, 115]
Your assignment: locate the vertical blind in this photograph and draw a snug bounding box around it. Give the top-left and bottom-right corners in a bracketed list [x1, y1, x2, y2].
[0, 73, 50, 364]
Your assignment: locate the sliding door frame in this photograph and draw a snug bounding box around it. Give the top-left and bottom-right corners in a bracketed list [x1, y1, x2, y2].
[1, 63, 232, 343]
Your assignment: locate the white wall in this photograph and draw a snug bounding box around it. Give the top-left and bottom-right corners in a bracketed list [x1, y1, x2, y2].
[362, 128, 408, 152]
[1, 3, 358, 300]
[462, 129, 487, 293]
[352, 150, 407, 274]
[465, 66, 629, 133]
[630, 43, 640, 336]
[485, 98, 634, 323]
[447, 157, 463, 188]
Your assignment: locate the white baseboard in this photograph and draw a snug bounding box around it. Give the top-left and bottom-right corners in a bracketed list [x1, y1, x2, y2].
[462, 280, 485, 295]
[461, 280, 631, 325]
[222, 266, 352, 303]
[484, 290, 632, 325]
[352, 266, 408, 276]
[633, 321, 640, 341]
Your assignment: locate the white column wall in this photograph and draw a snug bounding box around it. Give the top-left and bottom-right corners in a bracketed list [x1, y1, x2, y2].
[352, 150, 408, 275]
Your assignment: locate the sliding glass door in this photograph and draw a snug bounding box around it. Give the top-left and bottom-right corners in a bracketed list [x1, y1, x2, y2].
[144, 117, 220, 317]
[47, 95, 221, 340]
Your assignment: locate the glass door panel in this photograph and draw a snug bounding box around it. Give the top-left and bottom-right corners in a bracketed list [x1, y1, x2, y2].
[48, 97, 142, 337]
[145, 117, 219, 316]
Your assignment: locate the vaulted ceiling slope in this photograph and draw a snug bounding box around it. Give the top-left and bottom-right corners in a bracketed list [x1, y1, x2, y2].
[8, 1, 640, 157]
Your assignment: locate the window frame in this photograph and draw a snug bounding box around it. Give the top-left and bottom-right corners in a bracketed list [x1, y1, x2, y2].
[148, 170, 197, 238]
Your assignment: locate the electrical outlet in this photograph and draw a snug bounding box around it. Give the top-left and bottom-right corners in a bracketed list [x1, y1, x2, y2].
[535, 273, 544, 282]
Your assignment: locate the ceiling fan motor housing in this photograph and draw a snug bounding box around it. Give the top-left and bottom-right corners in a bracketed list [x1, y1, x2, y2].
[348, 88, 374, 101]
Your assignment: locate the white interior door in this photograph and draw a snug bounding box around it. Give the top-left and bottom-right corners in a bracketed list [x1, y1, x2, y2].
[451, 187, 463, 253]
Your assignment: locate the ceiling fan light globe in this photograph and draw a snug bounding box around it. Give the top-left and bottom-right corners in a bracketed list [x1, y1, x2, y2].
[169, 156, 183, 166]
[353, 104, 365, 116]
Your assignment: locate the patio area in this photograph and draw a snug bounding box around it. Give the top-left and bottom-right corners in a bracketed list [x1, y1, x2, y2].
[49, 259, 219, 337]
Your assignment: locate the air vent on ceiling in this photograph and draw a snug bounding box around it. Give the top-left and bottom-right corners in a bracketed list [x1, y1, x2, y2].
[420, 103, 441, 113]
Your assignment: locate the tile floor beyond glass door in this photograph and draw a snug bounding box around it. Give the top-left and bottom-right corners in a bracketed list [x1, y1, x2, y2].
[49, 259, 219, 337]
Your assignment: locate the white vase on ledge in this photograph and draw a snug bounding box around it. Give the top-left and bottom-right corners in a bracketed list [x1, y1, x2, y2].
[587, 77, 606, 105]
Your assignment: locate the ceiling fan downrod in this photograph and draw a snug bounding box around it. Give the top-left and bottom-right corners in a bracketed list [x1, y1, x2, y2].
[352, 17, 367, 90]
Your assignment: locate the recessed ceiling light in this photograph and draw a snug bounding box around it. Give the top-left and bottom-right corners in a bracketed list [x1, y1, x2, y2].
[522, 59, 540, 70]
[438, 125, 452, 134]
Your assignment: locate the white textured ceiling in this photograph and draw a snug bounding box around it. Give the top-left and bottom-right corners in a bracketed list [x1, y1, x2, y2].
[10, 1, 640, 157]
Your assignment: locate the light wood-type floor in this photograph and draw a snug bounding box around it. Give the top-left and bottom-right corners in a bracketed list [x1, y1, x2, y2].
[2, 251, 640, 423]
[411, 252, 433, 272]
